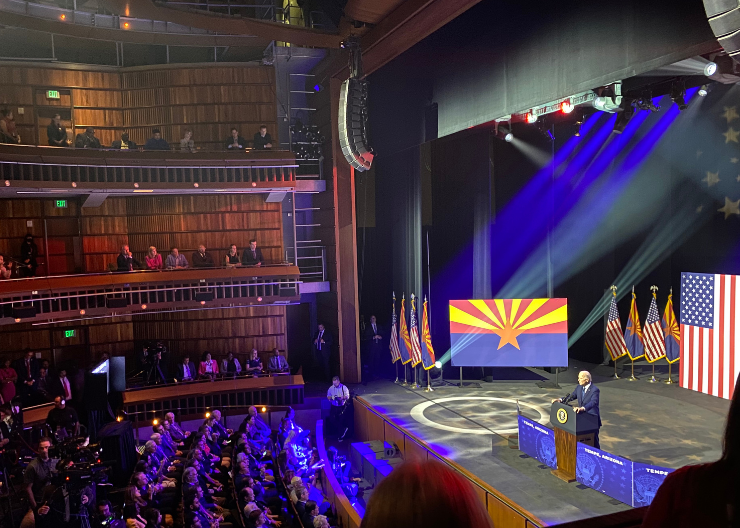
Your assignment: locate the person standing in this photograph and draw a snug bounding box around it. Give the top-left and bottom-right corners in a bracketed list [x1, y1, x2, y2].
[252, 125, 272, 150]
[56, 369, 72, 402]
[22, 437, 55, 527]
[242, 239, 264, 267]
[46, 114, 68, 147]
[19, 234, 38, 277]
[362, 315, 383, 382]
[326, 376, 349, 438]
[15, 350, 38, 405]
[0, 360, 16, 404]
[313, 324, 332, 382]
[552, 370, 601, 448]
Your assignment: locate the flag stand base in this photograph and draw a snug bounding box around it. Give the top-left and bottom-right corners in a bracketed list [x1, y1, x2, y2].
[401, 364, 409, 386]
[648, 364, 659, 383]
[410, 366, 421, 389]
[628, 360, 638, 381]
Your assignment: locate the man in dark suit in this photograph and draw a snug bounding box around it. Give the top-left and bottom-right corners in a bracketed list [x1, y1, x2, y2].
[14, 350, 38, 406]
[176, 357, 194, 382]
[111, 132, 137, 150]
[553, 370, 602, 448]
[362, 315, 383, 382]
[313, 323, 333, 382]
[242, 239, 264, 267]
[252, 125, 272, 150]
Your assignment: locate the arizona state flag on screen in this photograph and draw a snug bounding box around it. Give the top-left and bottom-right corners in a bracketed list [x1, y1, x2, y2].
[449, 299, 568, 367]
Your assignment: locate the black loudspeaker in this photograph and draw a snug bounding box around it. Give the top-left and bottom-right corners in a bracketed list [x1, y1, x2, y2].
[12, 306, 36, 319]
[279, 288, 297, 297]
[109, 356, 126, 392]
[378, 443, 399, 460]
[84, 372, 108, 411]
[98, 421, 137, 487]
[338, 78, 374, 172]
[106, 297, 129, 309]
[194, 291, 214, 302]
[704, 0, 740, 59]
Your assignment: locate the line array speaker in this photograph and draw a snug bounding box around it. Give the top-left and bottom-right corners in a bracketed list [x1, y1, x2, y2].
[338, 78, 374, 172]
[703, 0, 740, 61]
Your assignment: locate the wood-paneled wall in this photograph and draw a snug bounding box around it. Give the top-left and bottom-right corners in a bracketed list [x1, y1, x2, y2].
[0, 63, 277, 150]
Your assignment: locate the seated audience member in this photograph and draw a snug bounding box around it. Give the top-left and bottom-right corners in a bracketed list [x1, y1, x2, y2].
[176, 357, 194, 382]
[242, 239, 264, 266]
[46, 396, 79, 438]
[180, 129, 195, 152]
[248, 405, 271, 439]
[303, 501, 319, 528]
[192, 245, 215, 268]
[145, 246, 163, 270]
[313, 515, 329, 528]
[224, 244, 241, 267]
[165, 412, 190, 442]
[47, 114, 68, 147]
[253, 125, 272, 150]
[165, 247, 188, 269]
[144, 129, 170, 151]
[360, 459, 493, 528]
[221, 352, 242, 377]
[19, 234, 38, 277]
[112, 132, 137, 150]
[0, 255, 12, 279]
[268, 348, 289, 374]
[97, 500, 125, 528]
[642, 372, 740, 527]
[294, 486, 309, 517]
[225, 127, 246, 150]
[199, 352, 219, 380]
[245, 349, 263, 376]
[75, 127, 102, 149]
[0, 108, 21, 144]
[117, 245, 141, 271]
[143, 508, 162, 528]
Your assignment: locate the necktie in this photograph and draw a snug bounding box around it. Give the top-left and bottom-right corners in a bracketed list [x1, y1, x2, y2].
[318, 331, 322, 350]
[252, 250, 256, 259]
[63, 378, 70, 399]
[26, 360, 30, 378]
[373, 324, 377, 334]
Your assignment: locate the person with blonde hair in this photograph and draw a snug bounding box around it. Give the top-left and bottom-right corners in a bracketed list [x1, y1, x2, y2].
[360, 459, 492, 528]
[145, 246, 163, 270]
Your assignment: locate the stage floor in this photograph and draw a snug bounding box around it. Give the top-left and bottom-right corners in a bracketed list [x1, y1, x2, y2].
[349, 359, 730, 525]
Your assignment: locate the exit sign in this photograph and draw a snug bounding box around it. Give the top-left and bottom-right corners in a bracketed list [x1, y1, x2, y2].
[55, 200, 67, 208]
[64, 329, 75, 338]
[47, 90, 60, 99]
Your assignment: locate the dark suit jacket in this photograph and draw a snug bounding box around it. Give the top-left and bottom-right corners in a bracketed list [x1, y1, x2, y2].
[14, 357, 38, 384]
[253, 132, 272, 149]
[225, 135, 247, 150]
[242, 247, 264, 266]
[313, 329, 333, 353]
[364, 323, 384, 347]
[564, 384, 601, 426]
[112, 140, 138, 150]
[176, 362, 194, 381]
[295, 501, 306, 517]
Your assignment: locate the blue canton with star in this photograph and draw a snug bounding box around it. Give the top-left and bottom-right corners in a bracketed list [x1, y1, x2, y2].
[680, 273, 715, 328]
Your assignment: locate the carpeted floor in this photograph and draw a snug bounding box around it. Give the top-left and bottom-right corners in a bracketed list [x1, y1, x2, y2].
[346, 359, 730, 525]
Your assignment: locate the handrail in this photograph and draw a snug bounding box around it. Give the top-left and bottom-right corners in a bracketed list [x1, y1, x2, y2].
[315, 419, 362, 528]
[354, 396, 544, 528]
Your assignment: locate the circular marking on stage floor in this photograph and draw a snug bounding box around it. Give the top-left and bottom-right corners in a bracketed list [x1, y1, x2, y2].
[409, 397, 548, 435]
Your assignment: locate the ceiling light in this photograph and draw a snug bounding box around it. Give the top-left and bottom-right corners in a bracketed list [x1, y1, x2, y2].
[525, 112, 538, 124]
[123, 22, 130, 29]
[560, 100, 574, 114]
[704, 62, 717, 76]
[698, 85, 708, 97]
[60, 13, 66, 20]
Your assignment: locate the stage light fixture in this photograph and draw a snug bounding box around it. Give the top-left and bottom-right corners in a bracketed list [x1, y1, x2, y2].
[116, 416, 122, 422]
[670, 81, 688, 111]
[505, 132, 513, 142]
[560, 100, 574, 114]
[434, 361, 442, 369]
[704, 62, 717, 76]
[525, 112, 538, 124]
[698, 85, 708, 97]
[613, 100, 635, 134]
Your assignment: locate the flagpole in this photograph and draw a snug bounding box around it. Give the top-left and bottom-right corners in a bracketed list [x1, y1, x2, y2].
[394, 362, 399, 384]
[614, 358, 620, 379]
[665, 361, 674, 384]
[402, 363, 408, 386]
[411, 365, 420, 389]
[649, 363, 658, 383]
[424, 369, 433, 392]
[629, 359, 638, 381]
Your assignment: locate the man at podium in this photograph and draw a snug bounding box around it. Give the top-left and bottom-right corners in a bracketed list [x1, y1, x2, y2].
[552, 370, 602, 448]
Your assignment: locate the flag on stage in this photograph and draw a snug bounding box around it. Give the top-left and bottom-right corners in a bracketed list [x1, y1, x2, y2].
[389, 293, 402, 363]
[662, 291, 680, 364]
[420, 297, 436, 370]
[643, 290, 666, 362]
[409, 294, 423, 367]
[624, 291, 645, 361]
[398, 295, 412, 364]
[680, 272, 740, 399]
[605, 291, 628, 361]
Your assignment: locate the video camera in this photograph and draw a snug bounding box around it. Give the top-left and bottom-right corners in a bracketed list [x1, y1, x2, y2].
[50, 438, 110, 489]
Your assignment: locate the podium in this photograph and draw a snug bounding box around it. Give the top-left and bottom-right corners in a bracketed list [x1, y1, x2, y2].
[549, 402, 599, 482]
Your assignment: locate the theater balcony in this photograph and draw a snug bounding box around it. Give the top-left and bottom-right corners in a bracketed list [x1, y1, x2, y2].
[0, 264, 300, 325]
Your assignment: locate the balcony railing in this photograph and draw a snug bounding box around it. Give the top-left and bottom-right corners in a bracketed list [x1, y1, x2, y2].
[0, 264, 300, 325]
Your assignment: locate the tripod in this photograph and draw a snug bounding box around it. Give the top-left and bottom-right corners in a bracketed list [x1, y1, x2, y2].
[145, 359, 167, 385]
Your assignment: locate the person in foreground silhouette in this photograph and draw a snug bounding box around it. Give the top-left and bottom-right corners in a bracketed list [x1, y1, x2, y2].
[642, 372, 740, 527]
[359, 459, 492, 528]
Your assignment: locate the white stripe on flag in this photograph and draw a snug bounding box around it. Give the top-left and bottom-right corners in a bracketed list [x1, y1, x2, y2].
[724, 275, 731, 400]
[713, 286, 720, 398]
[693, 323, 700, 392]
[702, 325, 709, 394]
[681, 324, 688, 390]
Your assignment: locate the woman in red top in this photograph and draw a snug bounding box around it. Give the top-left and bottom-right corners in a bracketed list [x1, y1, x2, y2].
[145, 246, 163, 270]
[198, 351, 219, 380]
[0, 359, 16, 404]
[642, 373, 740, 527]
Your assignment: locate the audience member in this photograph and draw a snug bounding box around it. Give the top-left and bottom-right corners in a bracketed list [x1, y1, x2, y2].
[242, 239, 264, 266]
[192, 245, 215, 268]
[199, 352, 219, 380]
[268, 348, 289, 374]
[14, 350, 38, 404]
[313, 324, 332, 382]
[145, 246, 163, 270]
[0, 108, 21, 144]
[165, 247, 188, 269]
[35, 367, 51, 402]
[225, 127, 246, 150]
[176, 357, 194, 382]
[117, 245, 141, 271]
[360, 459, 493, 528]
[144, 129, 170, 151]
[180, 129, 195, 152]
[221, 352, 242, 377]
[164, 412, 190, 442]
[0, 359, 17, 404]
[45, 396, 79, 438]
[22, 437, 54, 527]
[224, 244, 241, 267]
[46, 114, 68, 147]
[57, 368, 72, 401]
[245, 349, 263, 376]
[112, 132, 137, 150]
[96, 500, 125, 528]
[75, 127, 102, 149]
[253, 125, 272, 150]
[302, 501, 318, 528]
[313, 515, 329, 528]
[0, 255, 12, 279]
[19, 234, 38, 277]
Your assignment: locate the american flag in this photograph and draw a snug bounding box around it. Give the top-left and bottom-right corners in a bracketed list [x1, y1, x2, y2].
[605, 293, 628, 361]
[389, 294, 402, 363]
[643, 292, 666, 362]
[409, 294, 423, 367]
[680, 272, 740, 399]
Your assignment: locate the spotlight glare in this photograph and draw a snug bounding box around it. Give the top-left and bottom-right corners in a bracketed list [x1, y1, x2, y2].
[152, 419, 159, 426]
[205, 412, 210, 418]
[434, 361, 442, 369]
[504, 132, 513, 142]
[261, 406, 266, 412]
[60, 13, 66, 20]
[560, 100, 574, 114]
[525, 112, 538, 124]
[704, 62, 717, 76]
[141, 304, 147, 309]
[698, 85, 708, 97]
[123, 22, 130, 29]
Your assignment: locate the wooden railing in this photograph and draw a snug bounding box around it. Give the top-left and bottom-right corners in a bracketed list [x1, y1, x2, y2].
[0, 264, 300, 324]
[353, 396, 544, 528]
[315, 419, 363, 528]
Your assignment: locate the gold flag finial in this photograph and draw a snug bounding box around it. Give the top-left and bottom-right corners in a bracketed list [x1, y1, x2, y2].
[650, 285, 658, 298]
[610, 285, 617, 296]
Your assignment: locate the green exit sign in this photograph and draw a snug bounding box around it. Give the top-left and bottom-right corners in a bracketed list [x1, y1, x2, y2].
[47, 90, 60, 99]
[55, 200, 67, 208]
[64, 329, 75, 338]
